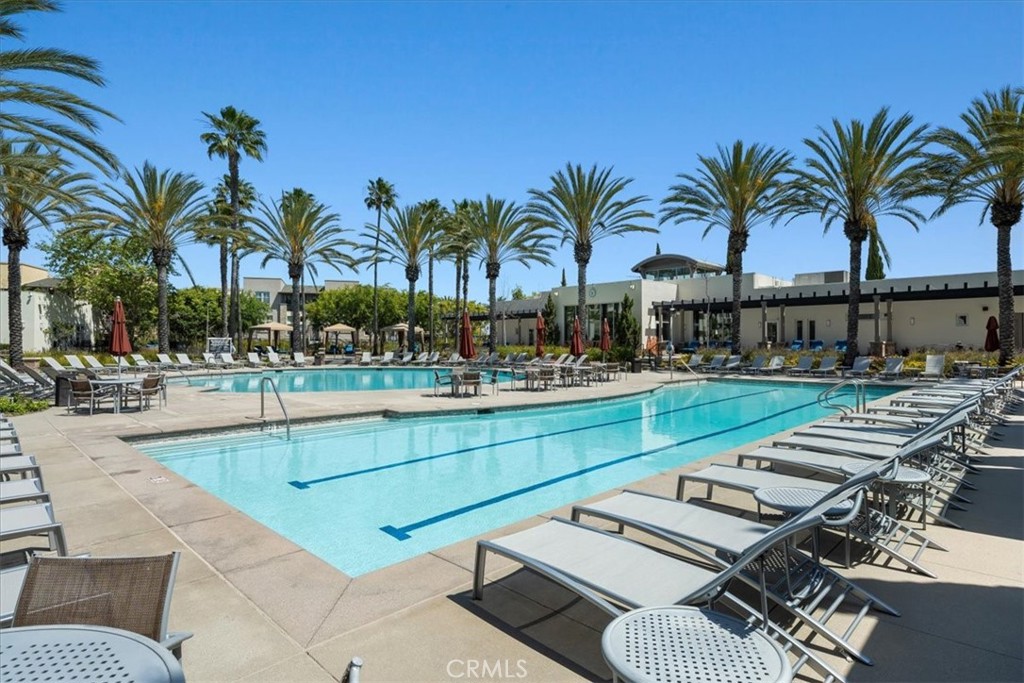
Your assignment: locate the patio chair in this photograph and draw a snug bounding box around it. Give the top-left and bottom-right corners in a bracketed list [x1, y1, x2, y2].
[433, 370, 454, 396]
[787, 356, 813, 375]
[358, 352, 373, 366]
[125, 374, 164, 410]
[12, 553, 193, 660]
[67, 378, 115, 415]
[292, 352, 308, 367]
[918, 354, 946, 381]
[174, 353, 198, 370]
[809, 356, 838, 376]
[879, 357, 904, 380]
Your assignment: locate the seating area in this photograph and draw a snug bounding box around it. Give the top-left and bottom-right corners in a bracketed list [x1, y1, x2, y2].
[475, 369, 1023, 682]
[431, 353, 624, 397]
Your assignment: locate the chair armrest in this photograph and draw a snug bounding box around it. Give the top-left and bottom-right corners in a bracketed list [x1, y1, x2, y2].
[160, 631, 194, 660]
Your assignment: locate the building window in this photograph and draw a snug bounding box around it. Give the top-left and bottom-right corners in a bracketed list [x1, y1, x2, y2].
[955, 314, 968, 327]
[255, 291, 270, 305]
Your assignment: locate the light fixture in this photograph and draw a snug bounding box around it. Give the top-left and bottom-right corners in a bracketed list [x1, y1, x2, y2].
[909, 317, 915, 326]
[825, 319, 831, 327]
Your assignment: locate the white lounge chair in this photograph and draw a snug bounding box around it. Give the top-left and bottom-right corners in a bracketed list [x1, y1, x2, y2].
[174, 353, 198, 370]
[879, 357, 904, 379]
[292, 352, 307, 367]
[130, 354, 156, 371]
[379, 351, 394, 366]
[42, 357, 70, 374]
[847, 356, 872, 377]
[809, 356, 838, 376]
[918, 354, 946, 381]
[246, 352, 264, 368]
[357, 352, 373, 366]
[266, 350, 288, 367]
[759, 355, 785, 374]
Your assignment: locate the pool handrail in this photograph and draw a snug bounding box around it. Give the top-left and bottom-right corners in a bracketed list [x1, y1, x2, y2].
[259, 376, 290, 440]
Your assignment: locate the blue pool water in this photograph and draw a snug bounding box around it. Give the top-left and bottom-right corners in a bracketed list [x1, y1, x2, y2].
[138, 380, 897, 576]
[177, 367, 503, 392]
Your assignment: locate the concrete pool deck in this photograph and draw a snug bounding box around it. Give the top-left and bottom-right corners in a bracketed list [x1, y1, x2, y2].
[1, 367, 1021, 682]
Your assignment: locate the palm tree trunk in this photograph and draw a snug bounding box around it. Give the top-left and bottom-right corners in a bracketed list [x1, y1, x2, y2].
[462, 257, 469, 313]
[230, 250, 240, 348]
[575, 241, 592, 343]
[731, 257, 742, 350]
[219, 238, 229, 336]
[156, 258, 170, 354]
[372, 207, 382, 356]
[407, 279, 416, 335]
[487, 261, 500, 351]
[996, 221, 1015, 366]
[289, 268, 302, 351]
[428, 252, 435, 353]
[845, 234, 864, 366]
[6, 243, 24, 366]
[453, 257, 462, 341]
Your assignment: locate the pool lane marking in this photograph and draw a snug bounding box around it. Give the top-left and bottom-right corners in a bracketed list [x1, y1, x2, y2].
[287, 389, 776, 489]
[379, 397, 821, 540]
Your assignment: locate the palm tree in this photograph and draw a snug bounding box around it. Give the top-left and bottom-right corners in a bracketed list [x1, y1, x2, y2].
[528, 163, 655, 334]
[469, 196, 555, 351]
[660, 141, 795, 349]
[0, 0, 119, 175]
[364, 204, 437, 337]
[249, 189, 358, 351]
[95, 163, 207, 353]
[364, 177, 398, 354]
[437, 199, 474, 341]
[200, 105, 267, 348]
[1, 142, 95, 365]
[785, 108, 929, 365]
[419, 198, 446, 353]
[928, 87, 1023, 366]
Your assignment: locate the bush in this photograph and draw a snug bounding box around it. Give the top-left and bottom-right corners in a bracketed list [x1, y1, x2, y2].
[0, 394, 51, 416]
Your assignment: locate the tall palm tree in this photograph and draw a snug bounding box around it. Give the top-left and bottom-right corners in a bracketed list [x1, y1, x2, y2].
[437, 199, 474, 340]
[95, 163, 207, 353]
[1, 142, 94, 365]
[249, 189, 358, 351]
[785, 108, 929, 365]
[364, 204, 437, 337]
[928, 87, 1023, 365]
[419, 198, 446, 353]
[200, 105, 267, 348]
[528, 163, 655, 334]
[364, 177, 398, 354]
[469, 196, 555, 351]
[660, 141, 795, 349]
[0, 0, 119, 175]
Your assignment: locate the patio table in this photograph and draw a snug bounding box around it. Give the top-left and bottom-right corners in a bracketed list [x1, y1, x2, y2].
[89, 377, 142, 414]
[0, 624, 185, 683]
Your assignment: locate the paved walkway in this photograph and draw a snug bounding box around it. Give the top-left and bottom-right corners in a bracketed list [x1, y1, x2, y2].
[2, 367, 1021, 682]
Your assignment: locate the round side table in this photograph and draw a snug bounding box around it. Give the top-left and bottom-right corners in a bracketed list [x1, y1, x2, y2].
[601, 605, 792, 683]
[840, 461, 932, 529]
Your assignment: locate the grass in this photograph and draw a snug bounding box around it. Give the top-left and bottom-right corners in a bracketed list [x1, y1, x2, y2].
[0, 394, 51, 416]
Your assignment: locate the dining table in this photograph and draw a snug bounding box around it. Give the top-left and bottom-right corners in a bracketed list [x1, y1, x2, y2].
[0, 624, 186, 682]
[89, 376, 142, 414]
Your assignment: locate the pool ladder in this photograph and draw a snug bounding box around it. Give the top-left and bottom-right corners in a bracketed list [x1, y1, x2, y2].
[259, 376, 291, 440]
[818, 378, 867, 415]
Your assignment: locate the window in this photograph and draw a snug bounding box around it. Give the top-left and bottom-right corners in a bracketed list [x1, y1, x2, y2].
[955, 314, 968, 327]
[255, 291, 270, 304]
[808, 320, 816, 340]
[795, 320, 804, 341]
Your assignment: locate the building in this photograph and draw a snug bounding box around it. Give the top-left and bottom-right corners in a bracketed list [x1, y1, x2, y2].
[0, 262, 94, 352]
[495, 254, 1024, 354]
[243, 277, 358, 326]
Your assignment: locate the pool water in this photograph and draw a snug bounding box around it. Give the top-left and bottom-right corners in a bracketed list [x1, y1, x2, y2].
[138, 380, 896, 576]
[177, 367, 507, 392]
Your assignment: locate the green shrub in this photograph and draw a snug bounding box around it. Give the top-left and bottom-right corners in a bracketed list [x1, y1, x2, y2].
[0, 394, 51, 416]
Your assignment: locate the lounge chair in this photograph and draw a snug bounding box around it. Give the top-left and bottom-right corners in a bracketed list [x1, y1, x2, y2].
[789, 339, 804, 351]
[42, 357, 71, 374]
[409, 352, 428, 365]
[130, 354, 156, 371]
[155, 353, 185, 370]
[379, 351, 394, 366]
[292, 351, 307, 367]
[0, 477, 49, 505]
[266, 350, 288, 367]
[718, 355, 743, 372]
[809, 340, 825, 352]
[834, 340, 848, 353]
[787, 356, 813, 375]
[440, 353, 462, 366]
[0, 502, 68, 557]
[68, 355, 93, 372]
[918, 354, 946, 381]
[740, 355, 766, 374]
[220, 352, 242, 368]
[246, 352, 264, 367]
[878, 357, 904, 379]
[12, 553, 193, 659]
[697, 354, 726, 372]
[847, 356, 872, 377]
[759, 355, 785, 374]
[174, 353, 198, 370]
[0, 361, 46, 397]
[358, 352, 373, 366]
[201, 352, 222, 368]
[809, 356, 838, 376]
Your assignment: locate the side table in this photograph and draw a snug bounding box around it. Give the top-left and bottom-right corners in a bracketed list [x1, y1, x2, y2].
[602, 605, 792, 683]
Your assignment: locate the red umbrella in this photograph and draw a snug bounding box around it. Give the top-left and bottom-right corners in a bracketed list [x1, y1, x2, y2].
[569, 316, 585, 357]
[600, 317, 611, 360]
[984, 316, 1000, 352]
[458, 309, 476, 360]
[109, 296, 132, 378]
[535, 310, 545, 358]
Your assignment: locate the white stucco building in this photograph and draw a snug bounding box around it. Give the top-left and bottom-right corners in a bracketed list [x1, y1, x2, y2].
[0, 262, 94, 352]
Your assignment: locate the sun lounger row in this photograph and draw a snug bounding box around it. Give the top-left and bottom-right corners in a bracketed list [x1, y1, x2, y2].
[472, 366, 1021, 681]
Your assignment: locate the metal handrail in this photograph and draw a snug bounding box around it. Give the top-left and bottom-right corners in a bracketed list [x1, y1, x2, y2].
[670, 354, 704, 384]
[817, 378, 866, 415]
[259, 376, 290, 440]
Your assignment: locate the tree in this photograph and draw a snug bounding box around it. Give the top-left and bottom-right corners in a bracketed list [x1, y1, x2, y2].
[785, 109, 929, 365]
[661, 141, 795, 349]
[613, 292, 641, 359]
[40, 227, 158, 348]
[88, 163, 207, 353]
[560, 268, 567, 287]
[196, 175, 256, 336]
[307, 284, 403, 345]
[200, 105, 267, 348]
[364, 204, 438, 336]
[528, 163, 655, 333]
[168, 286, 267, 350]
[364, 177, 398, 355]
[511, 285, 526, 300]
[541, 293, 560, 345]
[0, 0, 119, 176]
[2, 142, 95, 365]
[928, 87, 1023, 365]
[655, 242, 662, 255]
[467, 196, 555, 351]
[419, 198, 445, 353]
[249, 188, 359, 351]
[865, 229, 886, 280]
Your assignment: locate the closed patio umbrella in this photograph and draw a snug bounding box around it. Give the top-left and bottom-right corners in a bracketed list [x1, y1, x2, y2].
[459, 310, 475, 360]
[535, 311, 545, 358]
[984, 316, 1000, 352]
[109, 296, 131, 378]
[600, 318, 611, 361]
[570, 317, 584, 357]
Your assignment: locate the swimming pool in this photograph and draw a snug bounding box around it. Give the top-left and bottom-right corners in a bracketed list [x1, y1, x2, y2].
[138, 380, 897, 576]
[177, 367, 503, 392]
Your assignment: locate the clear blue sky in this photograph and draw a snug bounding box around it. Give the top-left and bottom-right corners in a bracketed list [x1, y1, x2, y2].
[16, 1, 1024, 303]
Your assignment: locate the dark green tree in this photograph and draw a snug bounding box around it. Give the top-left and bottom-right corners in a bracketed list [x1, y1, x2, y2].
[364, 177, 398, 354]
[613, 293, 641, 359]
[541, 293, 560, 345]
